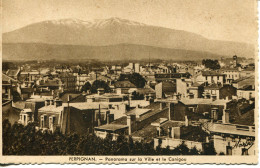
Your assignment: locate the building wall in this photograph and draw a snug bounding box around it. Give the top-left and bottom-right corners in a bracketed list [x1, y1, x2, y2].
[213, 135, 255, 155]
[203, 76, 224, 84]
[189, 89, 198, 98]
[61, 76, 77, 92]
[170, 102, 225, 121]
[38, 111, 60, 131]
[2, 101, 21, 125]
[237, 90, 255, 100]
[176, 79, 187, 98]
[95, 129, 127, 140]
[204, 89, 220, 99]
[240, 71, 254, 78]
[170, 103, 186, 121]
[154, 138, 203, 151]
[232, 78, 254, 89]
[25, 101, 45, 122]
[135, 108, 169, 131]
[109, 104, 127, 120]
[223, 71, 239, 84]
[155, 83, 163, 99]
[61, 107, 96, 135]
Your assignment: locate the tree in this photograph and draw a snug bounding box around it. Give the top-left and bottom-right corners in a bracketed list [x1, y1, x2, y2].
[131, 91, 144, 100]
[202, 59, 220, 70]
[90, 80, 110, 93]
[119, 73, 146, 88]
[3, 119, 215, 155]
[81, 82, 91, 93]
[202, 143, 217, 155]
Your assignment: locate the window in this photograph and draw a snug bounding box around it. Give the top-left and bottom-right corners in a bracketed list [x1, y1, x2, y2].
[188, 107, 195, 112]
[242, 148, 248, 155]
[217, 76, 219, 80]
[41, 115, 47, 128]
[49, 116, 56, 129]
[226, 146, 232, 155]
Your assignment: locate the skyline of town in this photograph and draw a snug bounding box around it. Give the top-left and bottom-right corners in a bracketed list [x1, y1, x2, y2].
[2, 55, 256, 157]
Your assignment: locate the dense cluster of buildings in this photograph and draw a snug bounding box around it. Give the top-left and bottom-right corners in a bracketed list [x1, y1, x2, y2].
[2, 55, 255, 155]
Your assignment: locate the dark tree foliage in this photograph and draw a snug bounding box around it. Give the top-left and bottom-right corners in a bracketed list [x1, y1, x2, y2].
[3, 120, 214, 155]
[202, 59, 220, 70]
[202, 143, 217, 155]
[90, 80, 110, 93]
[131, 91, 145, 100]
[119, 73, 146, 88]
[2, 62, 16, 72]
[81, 82, 92, 93]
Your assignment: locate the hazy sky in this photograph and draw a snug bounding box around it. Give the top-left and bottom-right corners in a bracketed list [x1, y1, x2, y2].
[2, 0, 257, 44]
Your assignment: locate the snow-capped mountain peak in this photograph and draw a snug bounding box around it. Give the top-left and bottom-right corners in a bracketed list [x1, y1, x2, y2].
[45, 18, 92, 25]
[43, 17, 146, 28]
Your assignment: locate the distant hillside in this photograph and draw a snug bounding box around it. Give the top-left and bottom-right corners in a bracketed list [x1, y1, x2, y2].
[2, 43, 224, 61]
[3, 17, 254, 58]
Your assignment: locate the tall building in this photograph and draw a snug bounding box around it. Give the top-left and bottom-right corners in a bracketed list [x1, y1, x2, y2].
[233, 55, 238, 68]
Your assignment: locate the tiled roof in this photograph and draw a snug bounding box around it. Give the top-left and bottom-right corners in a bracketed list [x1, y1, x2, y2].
[114, 81, 136, 88]
[2, 73, 17, 83]
[111, 116, 127, 125]
[180, 98, 229, 106]
[38, 105, 64, 113]
[21, 87, 34, 93]
[232, 76, 254, 83]
[239, 85, 254, 90]
[135, 88, 155, 95]
[6, 69, 20, 77]
[131, 124, 157, 140]
[204, 83, 222, 90]
[126, 108, 151, 116]
[40, 80, 61, 87]
[95, 124, 128, 131]
[202, 71, 224, 76]
[191, 82, 202, 87]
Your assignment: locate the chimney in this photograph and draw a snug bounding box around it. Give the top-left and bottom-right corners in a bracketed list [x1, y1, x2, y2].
[106, 113, 110, 124]
[173, 127, 180, 139]
[45, 100, 50, 106]
[156, 126, 161, 137]
[168, 127, 172, 138]
[127, 115, 132, 135]
[127, 115, 136, 135]
[206, 136, 209, 143]
[171, 127, 175, 139]
[222, 109, 230, 124]
[55, 99, 62, 107]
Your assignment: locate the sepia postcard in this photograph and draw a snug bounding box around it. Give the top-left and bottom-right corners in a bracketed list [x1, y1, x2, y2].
[0, 0, 258, 164]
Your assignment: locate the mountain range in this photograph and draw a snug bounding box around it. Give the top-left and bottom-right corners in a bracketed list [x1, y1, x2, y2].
[2, 17, 254, 60]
